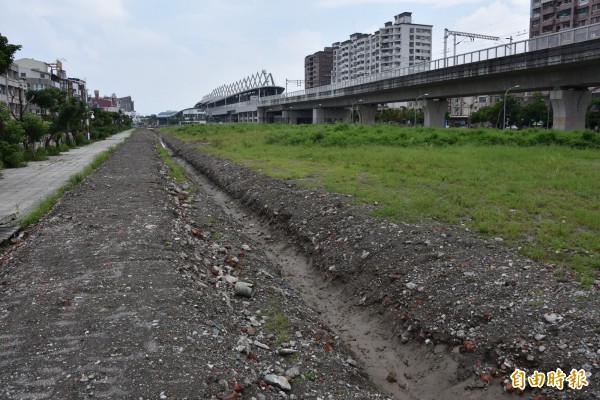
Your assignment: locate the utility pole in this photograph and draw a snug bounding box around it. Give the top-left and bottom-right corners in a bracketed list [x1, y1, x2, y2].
[285, 79, 304, 93]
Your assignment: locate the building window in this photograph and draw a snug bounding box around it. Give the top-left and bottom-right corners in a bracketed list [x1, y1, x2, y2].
[576, 6, 589, 14]
[557, 9, 572, 17]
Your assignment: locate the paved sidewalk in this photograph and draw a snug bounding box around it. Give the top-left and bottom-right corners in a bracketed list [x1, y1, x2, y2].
[0, 130, 133, 225]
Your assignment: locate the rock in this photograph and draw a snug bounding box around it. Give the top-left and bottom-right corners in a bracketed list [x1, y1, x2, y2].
[405, 282, 417, 290]
[236, 336, 251, 355]
[277, 348, 299, 355]
[253, 340, 270, 350]
[241, 244, 251, 251]
[543, 313, 559, 323]
[264, 374, 291, 391]
[286, 366, 301, 378]
[386, 372, 397, 382]
[534, 334, 546, 341]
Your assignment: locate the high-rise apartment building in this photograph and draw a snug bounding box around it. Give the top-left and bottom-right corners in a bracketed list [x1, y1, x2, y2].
[530, 0, 600, 37]
[331, 12, 432, 83]
[305, 47, 334, 88]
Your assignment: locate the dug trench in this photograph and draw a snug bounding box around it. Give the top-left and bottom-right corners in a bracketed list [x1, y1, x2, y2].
[159, 131, 599, 400]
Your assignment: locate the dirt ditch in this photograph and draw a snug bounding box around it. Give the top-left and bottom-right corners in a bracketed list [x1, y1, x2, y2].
[160, 132, 599, 400]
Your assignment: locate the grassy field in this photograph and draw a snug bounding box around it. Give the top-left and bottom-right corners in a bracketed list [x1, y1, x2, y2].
[161, 123, 600, 284]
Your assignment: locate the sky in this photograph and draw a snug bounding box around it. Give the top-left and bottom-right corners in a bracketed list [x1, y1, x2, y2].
[0, 0, 531, 116]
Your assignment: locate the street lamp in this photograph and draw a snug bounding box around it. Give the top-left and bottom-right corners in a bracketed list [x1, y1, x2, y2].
[351, 99, 362, 124]
[503, 85, 519, 130]
[87, 111, 94, 141]
[414, 94, 428, 126]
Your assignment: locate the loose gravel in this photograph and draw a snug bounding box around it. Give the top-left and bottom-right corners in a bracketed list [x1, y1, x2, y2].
[1, 129, 598, 400]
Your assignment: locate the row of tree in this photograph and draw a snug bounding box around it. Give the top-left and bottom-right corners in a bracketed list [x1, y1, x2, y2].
[0, 34, 132, 170]
[376, 92, 600, 129]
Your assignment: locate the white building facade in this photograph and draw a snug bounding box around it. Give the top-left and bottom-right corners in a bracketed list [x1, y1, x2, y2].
[332, 12, 432, 83]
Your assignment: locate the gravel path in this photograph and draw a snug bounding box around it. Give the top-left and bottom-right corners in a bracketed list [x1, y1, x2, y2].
[0, 130, 388, 399]
[1, 128, 598, 400]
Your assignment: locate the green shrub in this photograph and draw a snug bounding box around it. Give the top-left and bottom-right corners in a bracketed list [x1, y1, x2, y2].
[0, 141, 26, 168]
[46, 145, 61, 156]
[74, 132, 89, 146]
[24, 147, 49, 162]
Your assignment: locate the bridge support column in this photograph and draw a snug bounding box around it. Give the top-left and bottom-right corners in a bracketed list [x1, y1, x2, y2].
[550, 89, 592, 131]
[311, 107, 350, 124]
[283, 110, 298, 124]
[258, 109, 266, 123]
[313, 108, 325, 124]
[358, 105, 377, 125]
[423, 99, 447, 128]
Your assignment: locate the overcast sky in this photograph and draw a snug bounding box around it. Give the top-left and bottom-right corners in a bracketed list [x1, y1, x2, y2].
[0, 0, 531, 116]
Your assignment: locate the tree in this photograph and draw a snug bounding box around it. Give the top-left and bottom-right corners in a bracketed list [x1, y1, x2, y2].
[0, 103, 25, 168]
[0, 34, 21, 76]
[26, 87, 66, 117]
[52, 96, 87, 145]
[519, 92, 551, 128]
[470, 102, 502, 127]
[21, 112, 49, 153]
[26, 87, 87, 147]
[587, 98, 600, 130]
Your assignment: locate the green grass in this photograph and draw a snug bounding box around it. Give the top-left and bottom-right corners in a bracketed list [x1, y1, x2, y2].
[18, 147, 117, 228]
[157, 145, 186, 182]
[161, 123, 600, 284]
[264, 305, 292, 346]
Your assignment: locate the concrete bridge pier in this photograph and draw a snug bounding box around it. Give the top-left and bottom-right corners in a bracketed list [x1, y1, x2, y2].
[550, 89, 592, 131]
[312, 107, 351, 124]
[423, 98, 447, 128]
[357, 105, 378, 125]
[283, 109, 312, 124]
[258, 108, 266, 123]
[313, 108, 325, 124]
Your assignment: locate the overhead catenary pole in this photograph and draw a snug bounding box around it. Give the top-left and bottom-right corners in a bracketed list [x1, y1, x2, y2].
[444, 29, 500, 67]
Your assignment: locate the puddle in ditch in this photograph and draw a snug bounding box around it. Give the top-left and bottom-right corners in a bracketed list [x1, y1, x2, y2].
[171, 150, 509, 400]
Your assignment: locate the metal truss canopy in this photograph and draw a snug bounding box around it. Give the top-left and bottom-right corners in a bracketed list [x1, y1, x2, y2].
[202, 70, 276, 102]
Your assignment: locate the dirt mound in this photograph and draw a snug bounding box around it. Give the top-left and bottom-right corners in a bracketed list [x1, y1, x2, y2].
[162, 132, 599, 400]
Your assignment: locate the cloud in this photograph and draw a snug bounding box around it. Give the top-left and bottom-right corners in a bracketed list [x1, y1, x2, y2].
[426, 1, 529, 58]
[314, 0, 482, 8]
[453, 1, 530, 37]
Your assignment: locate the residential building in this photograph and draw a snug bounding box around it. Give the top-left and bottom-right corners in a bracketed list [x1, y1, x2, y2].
[331, 12, 432, 83]
[10, 58, 90, 116]
[91, 90, 136, 114]
[13, 58, 62, 116]
[117, 95, 135, 112]
[0, 64, 26, 117]
[530, 0, 600, 37]
[305, 47, 334, 88]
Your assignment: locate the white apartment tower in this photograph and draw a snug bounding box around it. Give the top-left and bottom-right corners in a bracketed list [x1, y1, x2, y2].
[332, 12, 432, 83]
